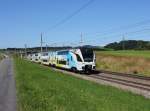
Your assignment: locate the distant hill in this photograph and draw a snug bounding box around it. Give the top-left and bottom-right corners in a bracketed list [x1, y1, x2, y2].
[104, 40, 150, 50]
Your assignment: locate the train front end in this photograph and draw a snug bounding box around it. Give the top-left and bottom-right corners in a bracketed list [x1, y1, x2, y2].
[73, 48, 96, 73]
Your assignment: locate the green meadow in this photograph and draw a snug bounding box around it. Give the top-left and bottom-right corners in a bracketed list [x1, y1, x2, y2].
[15, 58, 150, 111]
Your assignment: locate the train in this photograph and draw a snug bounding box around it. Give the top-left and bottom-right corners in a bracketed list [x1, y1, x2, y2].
[27, 47, 96, 73]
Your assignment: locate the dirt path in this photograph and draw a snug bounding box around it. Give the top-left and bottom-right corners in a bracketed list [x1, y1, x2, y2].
[0, 58, 16, 111]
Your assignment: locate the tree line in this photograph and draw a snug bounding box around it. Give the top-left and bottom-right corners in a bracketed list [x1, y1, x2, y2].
[1, 40, 150, 52]
[104, 40, 150, 50]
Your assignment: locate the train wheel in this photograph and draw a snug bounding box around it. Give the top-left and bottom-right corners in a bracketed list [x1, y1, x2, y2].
[71, 67, 77, 73]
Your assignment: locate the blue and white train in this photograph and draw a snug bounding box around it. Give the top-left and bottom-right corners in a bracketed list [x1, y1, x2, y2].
[29, 47, 96, 73]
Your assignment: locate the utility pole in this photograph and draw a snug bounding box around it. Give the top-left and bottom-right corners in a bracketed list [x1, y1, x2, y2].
[62, 43, 65, 47]
[80, 32, 83, 46]
[46, 44, 48, 52]
[122, 35, 125, 50]
[41, 33, 43, 53]
[24, 44, 27, 57]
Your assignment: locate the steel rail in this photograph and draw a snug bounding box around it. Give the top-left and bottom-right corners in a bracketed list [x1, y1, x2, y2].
[96, 70, 150, 80]
[88, 74, 150, 91]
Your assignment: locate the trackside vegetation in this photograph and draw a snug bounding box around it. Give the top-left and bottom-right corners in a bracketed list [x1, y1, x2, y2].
[15, 58, 150, 111]
[0, 54, 4, 61]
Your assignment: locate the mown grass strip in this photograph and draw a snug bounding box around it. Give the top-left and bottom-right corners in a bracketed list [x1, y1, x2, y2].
[15, 58, 150, 111]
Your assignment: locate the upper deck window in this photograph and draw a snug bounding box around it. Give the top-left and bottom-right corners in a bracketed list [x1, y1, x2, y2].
[57, 51, 69, 55]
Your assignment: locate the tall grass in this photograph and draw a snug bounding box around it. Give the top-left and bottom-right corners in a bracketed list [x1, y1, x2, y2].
[96, 51, 150, 76]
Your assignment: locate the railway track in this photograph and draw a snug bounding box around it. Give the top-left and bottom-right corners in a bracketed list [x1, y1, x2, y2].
[97, 70, 150, 80]
[87, 70, 150, 92]
[88, 74, 150, 91]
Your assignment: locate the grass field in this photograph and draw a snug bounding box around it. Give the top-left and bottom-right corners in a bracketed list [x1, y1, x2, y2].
[14, 58, 150, 111]
[96, 50, 150, 58]
[96, 50, 150, 76]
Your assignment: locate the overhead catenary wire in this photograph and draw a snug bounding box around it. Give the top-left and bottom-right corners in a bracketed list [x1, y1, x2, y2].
[50, 19, 150, 46]
[37, 0, 150, 47]
[39, 0, 150, 47]
[51, 27, 150, 47]
[44, 0, 95, 34]
[45, 28, 150, 47]
[83, 29, 150, 44]
[84, 19, 150, 36]
[38, 0, 95, 48]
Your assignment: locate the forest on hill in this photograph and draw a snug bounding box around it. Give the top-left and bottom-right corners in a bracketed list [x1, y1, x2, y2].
[104, 40, 150, 50]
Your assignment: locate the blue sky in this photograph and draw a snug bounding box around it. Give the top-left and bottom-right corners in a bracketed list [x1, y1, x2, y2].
[0, 0, 150, 48]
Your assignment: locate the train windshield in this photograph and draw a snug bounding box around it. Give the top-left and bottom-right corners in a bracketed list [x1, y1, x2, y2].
[80, 48, 94, 62]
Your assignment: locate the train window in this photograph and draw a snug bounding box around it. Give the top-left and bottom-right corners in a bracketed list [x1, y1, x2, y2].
[43, 53, 48, 56]
[76, 54, 82, 62]
[43, 60, 48, 62]
[71, 56, 72, 61]
[58, 51, 69, 55]
[57, 52, 61, 55]
[58, 60, 67, 65]
[67, 59, 69, 65]
[80, 48, 94, 62]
